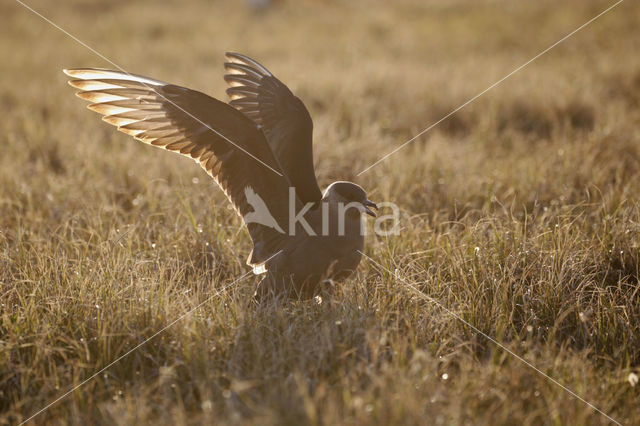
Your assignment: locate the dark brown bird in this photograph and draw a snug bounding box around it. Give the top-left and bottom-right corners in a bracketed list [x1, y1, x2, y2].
[64, 52, 377, 299]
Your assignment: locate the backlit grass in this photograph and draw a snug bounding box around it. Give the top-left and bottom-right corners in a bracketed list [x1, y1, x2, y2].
[1, 0, 639, 424]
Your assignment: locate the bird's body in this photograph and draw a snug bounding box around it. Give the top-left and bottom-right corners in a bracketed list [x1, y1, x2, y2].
[64, 53, 376, 300]
[258, 191, 367, 299]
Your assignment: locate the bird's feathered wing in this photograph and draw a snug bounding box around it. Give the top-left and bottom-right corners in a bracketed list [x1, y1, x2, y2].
[224, 52, 323, 205]
[64, 68, 299, 267]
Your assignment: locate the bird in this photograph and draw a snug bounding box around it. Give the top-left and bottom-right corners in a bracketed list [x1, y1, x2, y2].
[63, 52, 377, 300]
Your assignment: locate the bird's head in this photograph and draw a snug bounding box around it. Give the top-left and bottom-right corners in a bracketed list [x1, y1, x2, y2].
[322, 181, 378, 217]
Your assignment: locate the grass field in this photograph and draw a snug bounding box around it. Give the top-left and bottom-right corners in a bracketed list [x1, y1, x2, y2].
[2, 0, 640, 424]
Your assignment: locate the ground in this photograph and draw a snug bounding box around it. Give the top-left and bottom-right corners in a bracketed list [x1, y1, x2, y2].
[1, 0, 640, 424]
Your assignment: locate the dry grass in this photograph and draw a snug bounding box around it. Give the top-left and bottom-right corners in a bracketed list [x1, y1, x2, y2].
[2, 0, 640, 424]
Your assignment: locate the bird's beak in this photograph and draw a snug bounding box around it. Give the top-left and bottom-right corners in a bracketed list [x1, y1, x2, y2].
[363, 199, 378, 217]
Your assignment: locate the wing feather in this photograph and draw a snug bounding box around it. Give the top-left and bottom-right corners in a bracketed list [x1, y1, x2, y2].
[65, 67, 297, 265]
[223, 53, 322, 205]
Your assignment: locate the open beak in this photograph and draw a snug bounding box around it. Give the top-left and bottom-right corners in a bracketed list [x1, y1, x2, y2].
[363, 199, 378, 217]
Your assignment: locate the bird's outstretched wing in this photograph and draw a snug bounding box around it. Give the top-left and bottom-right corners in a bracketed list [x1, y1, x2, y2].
[224, 53, 322, 205]
[64, 68, 298, 266]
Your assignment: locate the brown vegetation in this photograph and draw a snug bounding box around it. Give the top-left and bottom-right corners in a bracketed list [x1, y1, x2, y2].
[1, 0, 639, 424]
